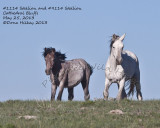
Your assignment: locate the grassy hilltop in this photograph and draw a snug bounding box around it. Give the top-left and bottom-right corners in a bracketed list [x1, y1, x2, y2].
[0, 100, 160, 128]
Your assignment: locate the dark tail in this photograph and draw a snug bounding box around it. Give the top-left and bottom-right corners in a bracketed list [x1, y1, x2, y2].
[127, 59, 140, 97]
[87, 63, 93, 75]
[127, 78, 136, 96]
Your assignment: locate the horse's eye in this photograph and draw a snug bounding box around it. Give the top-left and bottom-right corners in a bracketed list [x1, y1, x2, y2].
[113, 46, 115, 49]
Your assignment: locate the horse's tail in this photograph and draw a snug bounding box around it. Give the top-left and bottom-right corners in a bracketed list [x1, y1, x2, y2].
[127, 78, 136, 97]
[87, 63, 93, 75]
[127, 57, 140, 97]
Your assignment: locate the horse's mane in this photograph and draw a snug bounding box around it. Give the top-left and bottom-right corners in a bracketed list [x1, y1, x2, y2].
[43, 47, 66, 60]
[55, 51, 66, 60]
[110, 34, 120, 53]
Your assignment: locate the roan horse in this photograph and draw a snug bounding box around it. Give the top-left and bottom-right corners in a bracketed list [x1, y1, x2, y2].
[103, 34, 143, 101]
[43, 47, 93, 101]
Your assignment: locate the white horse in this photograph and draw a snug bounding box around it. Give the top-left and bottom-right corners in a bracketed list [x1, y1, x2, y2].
[103, 34, 143, 101]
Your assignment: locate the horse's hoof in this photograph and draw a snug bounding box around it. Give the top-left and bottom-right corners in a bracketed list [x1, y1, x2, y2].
[68, 97, 74, 101]
[103, 98, 108, 101]
[84, 94, 90, 101]
[116, 97, 121, 101]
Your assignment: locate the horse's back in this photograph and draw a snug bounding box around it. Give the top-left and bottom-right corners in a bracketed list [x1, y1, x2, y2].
[123, 50, 138, 62]
[122, 50, 139, 79]
[67, 58, 89, 70]
[65, 59, 91, 87]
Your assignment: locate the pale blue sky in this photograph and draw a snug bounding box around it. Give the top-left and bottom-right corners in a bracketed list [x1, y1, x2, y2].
[0, 0, 160, 101]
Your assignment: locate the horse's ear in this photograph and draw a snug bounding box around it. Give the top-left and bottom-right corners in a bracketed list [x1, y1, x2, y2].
[119, 33, 126, 41]
[112, 34, 117, 39]
[44, 47, 47, 51]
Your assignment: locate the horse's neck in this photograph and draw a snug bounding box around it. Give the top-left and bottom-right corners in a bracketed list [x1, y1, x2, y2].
[106, 53, 125, 81]
[52, 59, 63, 75]
[108, 53, 117, 71]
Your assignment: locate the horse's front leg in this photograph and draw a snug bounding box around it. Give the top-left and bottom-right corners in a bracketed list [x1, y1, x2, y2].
[57, 81, 65, 101]
[117, 83, 127, 99]
[103, 78, 111, 100]
[57, 73, 67, 101]
[116, 78, 125, 101]
[51, 84, 57, 101]
[50, 74, 57, 101]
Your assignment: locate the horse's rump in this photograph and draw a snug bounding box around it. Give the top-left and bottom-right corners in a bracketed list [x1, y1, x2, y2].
[64, 59, 93, 88]
[122, 50, 139, 79]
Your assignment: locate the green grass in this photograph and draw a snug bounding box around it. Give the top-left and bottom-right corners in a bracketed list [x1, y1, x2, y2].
[0, 100, 160, 128]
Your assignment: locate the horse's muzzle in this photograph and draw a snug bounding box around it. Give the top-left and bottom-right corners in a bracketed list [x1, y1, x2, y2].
[45, 69, 51, 75]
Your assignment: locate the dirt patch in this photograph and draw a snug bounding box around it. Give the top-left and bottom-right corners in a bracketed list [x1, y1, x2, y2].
[109, 109, 124, 115]
[17, 115, 38, 120]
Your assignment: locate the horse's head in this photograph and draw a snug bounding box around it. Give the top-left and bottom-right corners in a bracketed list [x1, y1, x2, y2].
[43, 47, 56, 75]
[110, 33, 126, 65]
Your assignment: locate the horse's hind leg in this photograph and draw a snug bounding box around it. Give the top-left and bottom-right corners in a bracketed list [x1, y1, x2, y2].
[68, 87, 74, 101]
[135, 69, 143, 100]
[81, 78, 90, 101]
